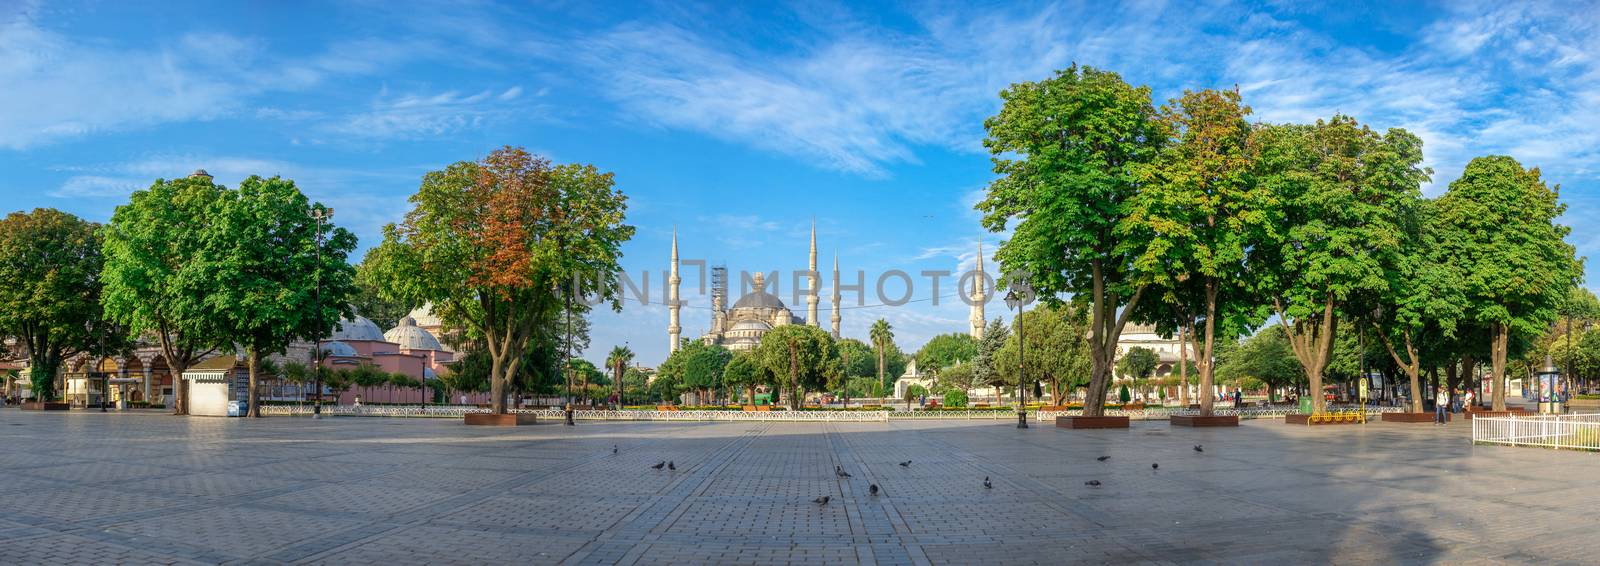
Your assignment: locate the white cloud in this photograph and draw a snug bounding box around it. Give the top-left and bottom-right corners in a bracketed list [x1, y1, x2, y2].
[51, 175, 145, 198]
[325, 88, 520, 140]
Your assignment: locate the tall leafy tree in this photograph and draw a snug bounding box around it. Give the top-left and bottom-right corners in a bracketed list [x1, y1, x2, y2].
[972, 317, 1010, 393]
[978, 65, 1165, 416]
[606, 345, 633, 404]
[1253, 116, 1430, 413]
[0, 209, 118, 401]
[199, 176, 357, 417]
[1117, 347, 1159, 381]
[1434, 156, 1581, 410]
[1123, 88, 1270, 416]
[869, 318, 894, 388]
[722, 351, 762, 405]
[658, 340, 731, 404]
[369, 147, 633, 414]
[1366, 198, 1464, 412]
[352, 253, 413, 329]
[753, 324, 836, 410]
[101, 175, 230, 415]
[995, 303, 1092, 404]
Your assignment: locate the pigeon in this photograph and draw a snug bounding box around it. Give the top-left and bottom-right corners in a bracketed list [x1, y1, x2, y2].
[898, 460, 912, 468]
[612, 445, 618, 454]
[651, 461, 666, 470]
[1085, 480, 1101, 486]
[1152, 463, 1159, 470]
[813, 495, 831, 505]
[835, 466, 852, 478]
[668, 461, 676, 471]
[1096, 456, 1111, 462]
[983, 476, 993, 489]
[1194, 445, 1204, 453]
[869, 484, 880, 496]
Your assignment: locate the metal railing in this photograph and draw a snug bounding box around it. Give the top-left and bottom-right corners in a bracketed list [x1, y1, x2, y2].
[1472, 413, 1600, 451]
[260, 403, 1404, 422]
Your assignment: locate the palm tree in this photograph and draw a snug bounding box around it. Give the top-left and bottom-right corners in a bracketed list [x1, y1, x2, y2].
[607, 345, 634, 407]
[870, 319, 894, 402]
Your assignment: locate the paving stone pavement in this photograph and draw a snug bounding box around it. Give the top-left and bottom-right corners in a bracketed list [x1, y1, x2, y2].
[0, 409, 1595, 565]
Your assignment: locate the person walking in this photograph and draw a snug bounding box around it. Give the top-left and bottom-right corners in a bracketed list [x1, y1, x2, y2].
[1434, 387, 1449, 425]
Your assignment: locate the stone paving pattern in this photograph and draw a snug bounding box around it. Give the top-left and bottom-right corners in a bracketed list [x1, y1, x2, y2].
[0, 410, 1594, 565]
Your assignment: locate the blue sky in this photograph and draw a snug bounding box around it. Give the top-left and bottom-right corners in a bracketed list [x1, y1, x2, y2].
[3, 0, 1597, 366]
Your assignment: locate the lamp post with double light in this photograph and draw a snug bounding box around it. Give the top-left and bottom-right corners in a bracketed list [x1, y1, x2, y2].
[309, 207, 332, 419]
[1005, 289, 1028, 429]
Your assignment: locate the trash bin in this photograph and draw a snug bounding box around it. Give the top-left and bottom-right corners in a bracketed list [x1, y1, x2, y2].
[1298, 398, 1313, 415]
[226, 400, 247, 417]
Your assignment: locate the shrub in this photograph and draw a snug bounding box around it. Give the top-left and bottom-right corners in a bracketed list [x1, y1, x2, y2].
[1118, 384, 1131, 404]
[943, 389, 969, 408]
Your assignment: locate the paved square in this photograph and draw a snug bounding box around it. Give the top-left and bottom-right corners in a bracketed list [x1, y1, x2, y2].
[0, 409, 1595, 565]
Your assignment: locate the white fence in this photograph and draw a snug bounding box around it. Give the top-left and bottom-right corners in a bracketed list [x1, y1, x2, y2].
[1472, 413, 1600, 451]
[262, 403, 1402, 422]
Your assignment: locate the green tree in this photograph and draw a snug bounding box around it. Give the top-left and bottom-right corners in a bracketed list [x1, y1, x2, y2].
[915, 333, 978, 373]
[1117, 347, 1159, 380]
[0, 209, 120, 401]
[1253, 116, 1431, 414]
[722, 351, 763, 405]
[198, 176, 357, 417]
[622, 366, 652, 403]
[995, 303, 1092, 404]
[368, 147, 633, 414]
[658, 340, 731, 404]
[1367, 198, 1464, 412]
[352, 252, 413, 329]
[606, 345, 634, 405]
[1215, 327, 1304, 401]
[904, 383, 928, 410]
[753, 324, 836, 410]
[101, 175, 232, 415]
[1123, 88, 1271, 416]
[1434, 156, 1581, 410]
[938, 363, 977, 396]
[978, 65, 1166, 417]
[973, 317, 1010, 393]
[869, 318, 895, 389]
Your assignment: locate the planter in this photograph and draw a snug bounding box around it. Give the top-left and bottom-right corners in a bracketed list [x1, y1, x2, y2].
[21, 402, 70, 411]
[1463, 409, 1532, 420]
[1381, 412, 1445, 423]
[463, 413, 538, 426]
[1056, 415, 1130, 429]
[1170, 414, 1239, 427]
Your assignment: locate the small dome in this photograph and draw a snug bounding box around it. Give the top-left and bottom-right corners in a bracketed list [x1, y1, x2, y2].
[731, 319, 772, 332]
[385, 317, 444, 351]
[320, 341, 358, 357]
[189, 169, 212, 179]
[331, 315, 386, 341]
[406, 303, 442, 329]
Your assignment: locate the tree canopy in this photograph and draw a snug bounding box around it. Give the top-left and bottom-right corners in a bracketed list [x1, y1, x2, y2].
[914, 333, 978, 373]
[978, 64, 1166, 416]
[0, 209, 119, 400]
[753, 324, 836, 409]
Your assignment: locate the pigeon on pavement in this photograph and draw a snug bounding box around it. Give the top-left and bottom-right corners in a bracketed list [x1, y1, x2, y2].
[899, 460, 912, 468]
[983, 476, 993, 489]
[869, 484, 880, 496]
[1085, 480, 1102, 486]
[668, 461, 676, 471]
[651, 461, 666, 470]
[1096, 456, 1111, 462]
[1194, 445, 1204, 453]
[1152, 463, 1159, 470]
[813, 495, 831, 505]
[613, 445, 618, 454]
[835, 466, 852, 478]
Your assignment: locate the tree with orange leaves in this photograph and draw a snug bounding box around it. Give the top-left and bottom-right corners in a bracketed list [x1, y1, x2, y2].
[368, 147, 634, 414]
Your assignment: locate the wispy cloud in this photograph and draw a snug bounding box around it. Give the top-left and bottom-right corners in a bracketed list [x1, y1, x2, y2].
[324, 87, 525, 140]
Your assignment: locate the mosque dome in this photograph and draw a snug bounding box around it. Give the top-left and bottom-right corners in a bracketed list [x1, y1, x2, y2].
[406, 303, 443, 329]
[731, 272, 787, 310]
[331, 315, 386, 341]
[320, 341, 359, 358]
[731, 319, 772, 332]
[385, 316, 444, 351]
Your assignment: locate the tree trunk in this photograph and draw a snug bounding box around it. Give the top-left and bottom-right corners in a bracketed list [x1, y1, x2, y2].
[1198, 280, 1218, 417]
[1178, 322, 1190, 408]
[246, 349, 261, 418]
[1490, 323, 1509, 411]
[1277, 297, 1337, 414]
[1083, 260, 1143, 417]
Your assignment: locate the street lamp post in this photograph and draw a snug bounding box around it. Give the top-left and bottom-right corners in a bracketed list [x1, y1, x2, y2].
[310, 207, 332, 419]
[1005, 290, 1028, 429]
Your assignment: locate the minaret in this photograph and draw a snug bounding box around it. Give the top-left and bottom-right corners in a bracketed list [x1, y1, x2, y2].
[806, 220, 819, 326]
[970, 242, 986, 339]
[830, 252, 841, 338]
[668, 228, 682, 353]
